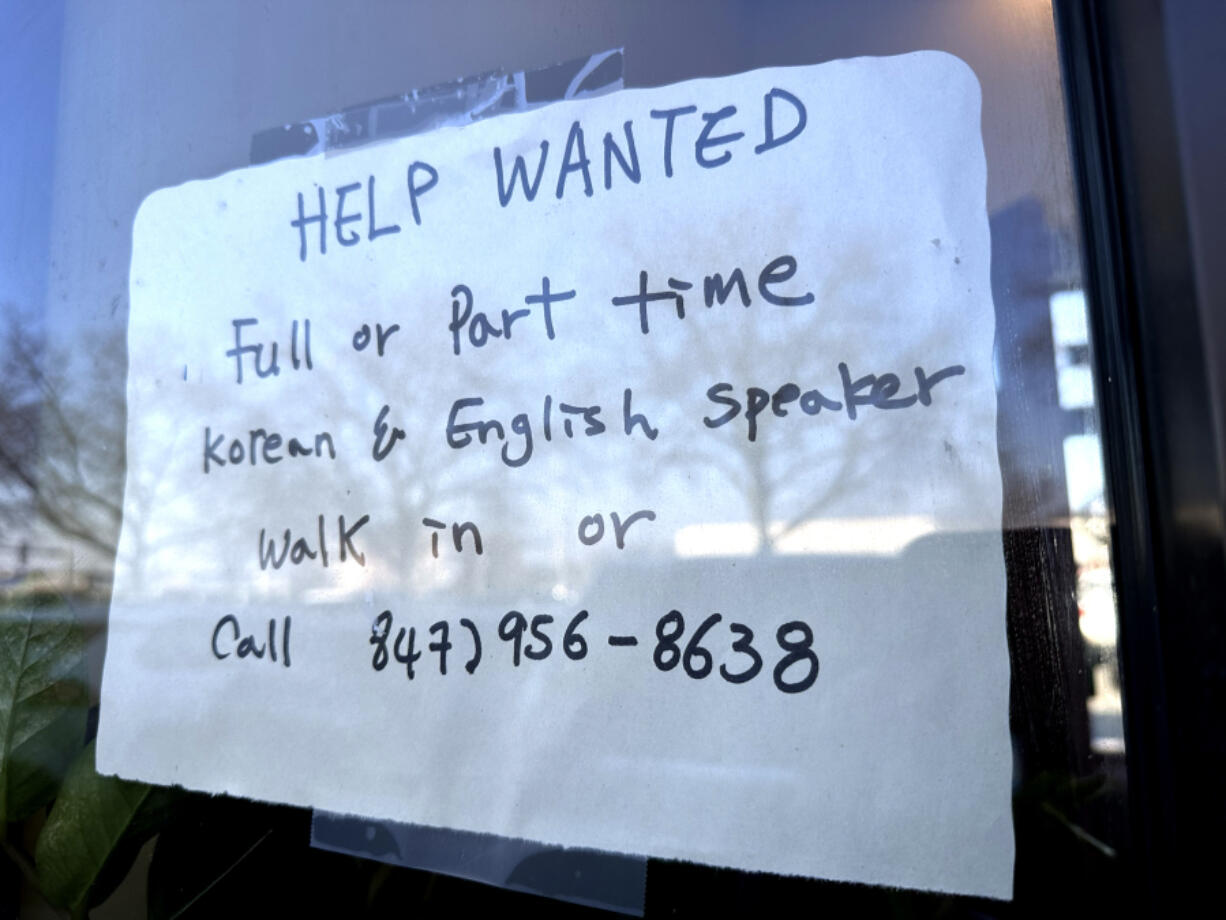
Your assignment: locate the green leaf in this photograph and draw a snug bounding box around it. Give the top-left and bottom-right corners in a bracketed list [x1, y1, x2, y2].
[35, 740, 172, 915]
[0, 596, 88, 825]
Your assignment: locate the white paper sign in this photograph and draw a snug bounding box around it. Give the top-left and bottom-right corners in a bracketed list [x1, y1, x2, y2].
[100, 51, 1013, 899]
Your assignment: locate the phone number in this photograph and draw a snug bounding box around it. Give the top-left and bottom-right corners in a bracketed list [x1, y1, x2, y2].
[369, 608, 818, 694]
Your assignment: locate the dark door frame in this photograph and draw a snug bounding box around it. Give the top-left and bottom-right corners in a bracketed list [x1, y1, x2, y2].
[1055, 0, 1226, 910]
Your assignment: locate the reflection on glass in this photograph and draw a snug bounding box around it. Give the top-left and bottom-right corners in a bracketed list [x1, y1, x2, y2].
[0, 0, 1136, 913]
[1051, 290, 1122, 756]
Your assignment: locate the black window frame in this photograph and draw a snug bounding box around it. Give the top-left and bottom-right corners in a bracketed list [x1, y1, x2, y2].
[1055, 0, 1226, 912]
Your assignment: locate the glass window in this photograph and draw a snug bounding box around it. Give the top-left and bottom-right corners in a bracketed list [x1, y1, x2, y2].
[0, 2, 1157, 915]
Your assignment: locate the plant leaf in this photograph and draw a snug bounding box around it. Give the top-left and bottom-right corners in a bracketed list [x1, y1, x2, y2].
[34, 740, 172, 914]
[0, 595, 88, 825]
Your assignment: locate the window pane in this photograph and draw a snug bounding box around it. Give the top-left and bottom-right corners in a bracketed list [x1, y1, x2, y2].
[0, 1, 1128, 914]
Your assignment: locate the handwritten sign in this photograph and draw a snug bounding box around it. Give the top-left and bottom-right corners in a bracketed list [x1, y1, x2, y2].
[100, 52, 1013, 898]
